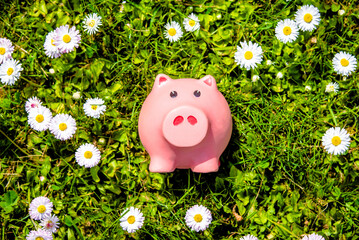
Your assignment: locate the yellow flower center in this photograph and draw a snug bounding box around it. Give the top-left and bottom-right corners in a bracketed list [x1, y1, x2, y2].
[194, 214, 203, 223]
[63, 34, 71, 43]
[35, 114, 44, 123]
[91, 105, 98, 110]
[7, 67, 14, 76]
[59, 123, 67, 131]
[189, 20, 196, 27]
[51, 39, 56, 47]
[84, 151, 93, 159]
[127, 215, 135, 224]
[88, 20, 96, 27]
[35, 237, 44, 240]
[244, 51, 253, 60]
[168, 28, 176, 37]
[304, 13, 313, 23]
[331, 136, 341, 146]
[0, 47, 5, 55]
[340, 58, 349, 67]
[283, 26, 292, 36]
[37, 205, 46, 213]
[329, 85, 334, 91]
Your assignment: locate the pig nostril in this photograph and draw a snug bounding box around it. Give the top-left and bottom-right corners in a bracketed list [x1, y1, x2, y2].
[187, 116, 197, 125]
[173, 116, 184, 126]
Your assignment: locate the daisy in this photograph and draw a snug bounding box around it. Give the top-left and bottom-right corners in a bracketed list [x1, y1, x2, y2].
[25, 96, 42, 113]
[305, 85, 311, 91]
[53, 25, 81, 53]
[338, 10, 345, 16]
[185, 205, 212, 232]
[325, 82, 339, 93]
[40, 214, 60, 233]
[240, 235, 259, 240]
[275, 19, 299, 43]
[234, 41, 263, 70]
[43, 30, 62, 58]
[164, 21, 183, 42]
[29, 196, 53, 220]
[183, 13, 200, 32]
[83, 98, 106, 118]
[26, 229, 53, 240]
[49, 113, 77, 141]
[322, 127, 350, 155]
[301, 233, 325, 240]
[28, 106, 53, 132]
[332, 51, 357, 76]
[83, 13, 102, 35]
[75, 143, 101, 168]
[0, 59, 23, 85]
[120, 207, 145, 233]
[295, 5, 321, 31]
[0, 38, 14, 64]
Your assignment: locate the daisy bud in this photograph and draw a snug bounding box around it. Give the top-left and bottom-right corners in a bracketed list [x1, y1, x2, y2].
[49, 68, 55, 74]
[252, 75, 260, 82]
[305, 85, 311, 91]
[310, 37, 317, 43]
[338, 10, 345, 16]
[266, 60, 272, 66]
[73, 91, 81, 99]
[276, 72, 283, 79]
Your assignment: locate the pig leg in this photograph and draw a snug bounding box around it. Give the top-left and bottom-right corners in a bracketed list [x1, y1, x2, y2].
[191, 157, 220, 173]
[148, 149, 177, 172]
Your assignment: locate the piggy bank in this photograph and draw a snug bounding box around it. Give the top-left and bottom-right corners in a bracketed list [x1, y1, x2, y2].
[138, 74, 232, 173]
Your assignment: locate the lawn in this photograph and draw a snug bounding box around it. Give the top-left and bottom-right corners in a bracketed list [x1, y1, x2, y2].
[0, 0, 358, 239]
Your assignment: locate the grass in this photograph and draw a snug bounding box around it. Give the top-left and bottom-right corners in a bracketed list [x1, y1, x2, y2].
[0, 0, 359, 239]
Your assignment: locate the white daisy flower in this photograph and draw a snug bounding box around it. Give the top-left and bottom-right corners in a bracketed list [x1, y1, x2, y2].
[164, 21, 183, 42]
[120, 207, 145, 233]
[332, 51, 357, 76]
[322, 127, 350, 155]
[49, 114, 77, 141]
[83, 13, 102, 35]
[275, 19, 299, 44]
[44, 30, 62, 58]
[40, 214, 60, 233]
[295, 5, 321, 31]
[26, 229, 53, 240]
[325, 82, 339, 93]
[0, 59, 23, 86]
[240, 235, 259, 240]
[301, 233, 325, 240]
[29, 196, 53, 220]
[75, 143, 101, 168]
[183, 13, 200, 32]
[25, 96, 42, 113]
[185, 205, 212, 232]
[0, 38, 14, 64]
[234, 41, 263, 70]
[54, 25, 81, 53]
[83, 98, 106, 118]
[28, 106, 53, 132]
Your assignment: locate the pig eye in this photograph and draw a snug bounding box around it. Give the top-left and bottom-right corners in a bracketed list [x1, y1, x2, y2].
[170, 91, 178, 98]
[193, 90, 201, 97]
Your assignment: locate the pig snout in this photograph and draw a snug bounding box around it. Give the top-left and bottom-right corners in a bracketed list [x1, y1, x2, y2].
[162, 106, 208, 147]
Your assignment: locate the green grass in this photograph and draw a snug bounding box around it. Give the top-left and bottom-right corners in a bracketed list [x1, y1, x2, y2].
[1, 0, 359, 239]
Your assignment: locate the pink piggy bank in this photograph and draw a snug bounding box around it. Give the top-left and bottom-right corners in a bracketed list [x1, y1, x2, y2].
[138, 74, 232, 173]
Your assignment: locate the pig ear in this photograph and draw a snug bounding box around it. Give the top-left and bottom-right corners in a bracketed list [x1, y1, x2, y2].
[154, 74, 172, 88]
[200, 75, 217, 89]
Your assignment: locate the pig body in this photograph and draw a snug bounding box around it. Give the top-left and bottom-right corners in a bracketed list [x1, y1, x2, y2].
[138, 74, 232, 173]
